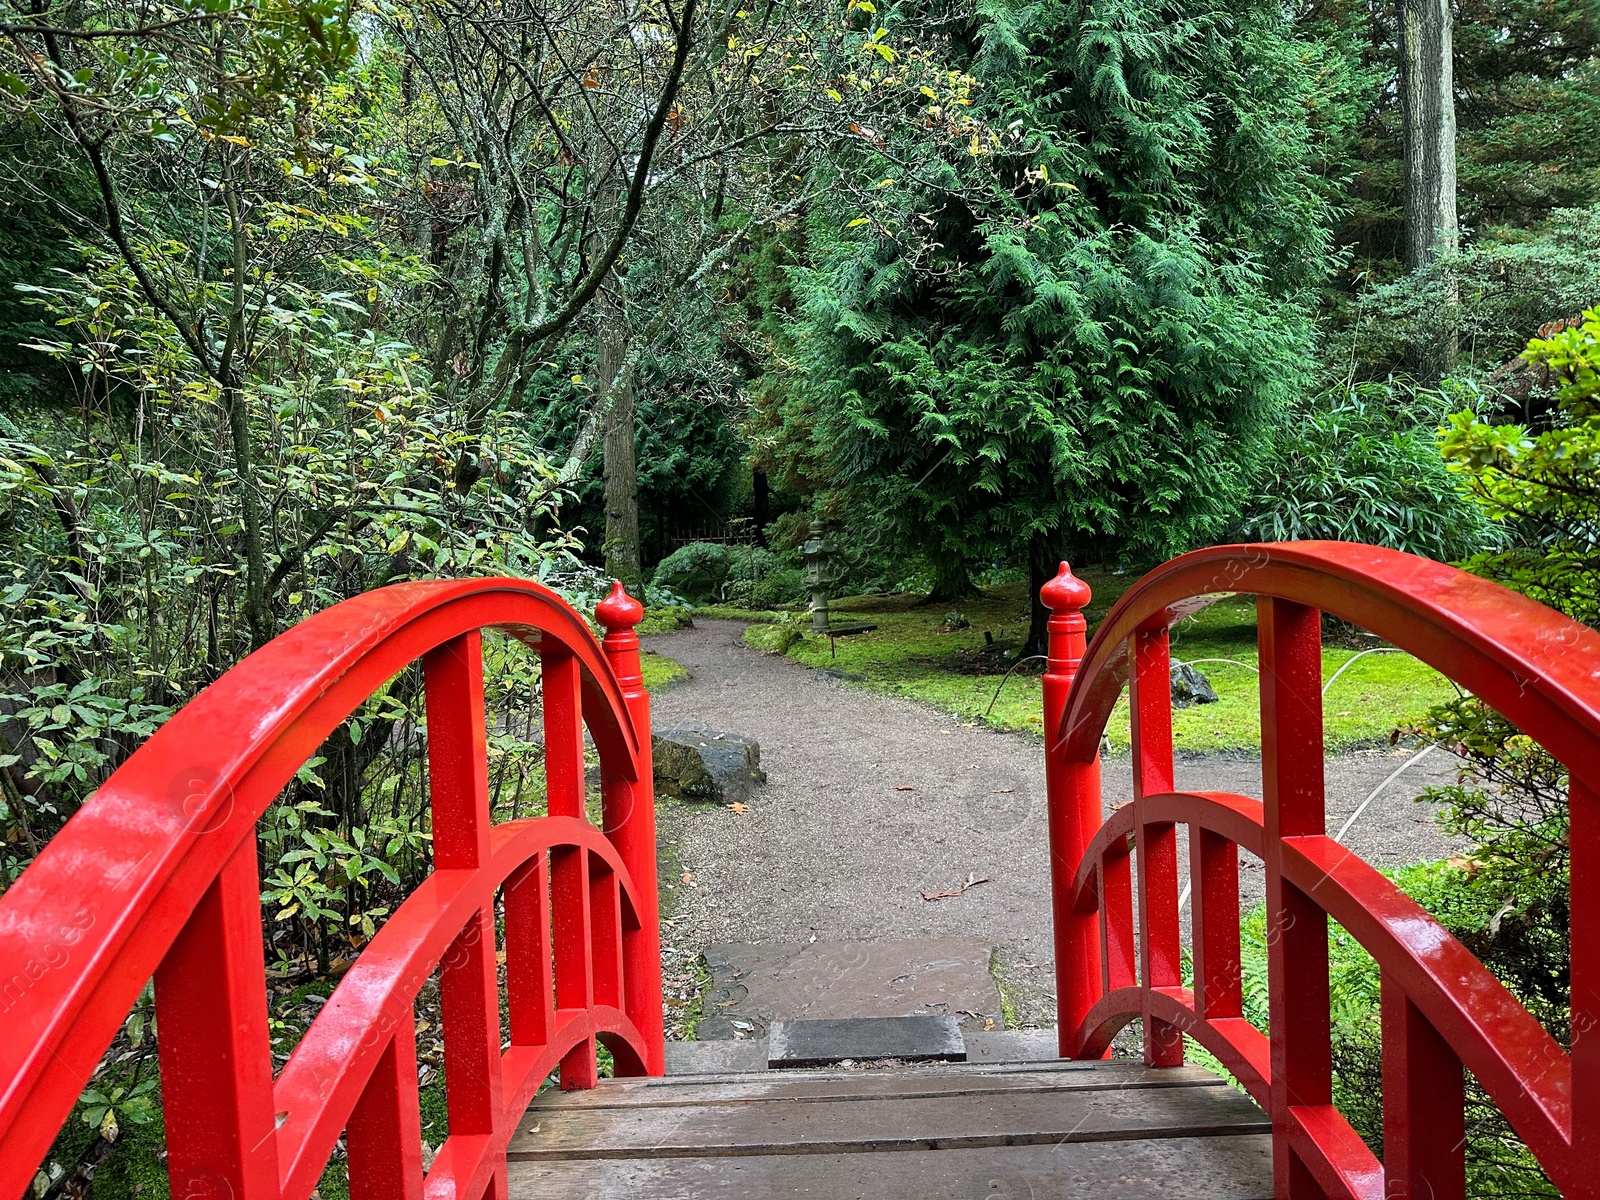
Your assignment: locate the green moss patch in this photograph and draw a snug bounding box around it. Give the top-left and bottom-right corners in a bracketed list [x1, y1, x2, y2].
[768, 576, 1454, 753]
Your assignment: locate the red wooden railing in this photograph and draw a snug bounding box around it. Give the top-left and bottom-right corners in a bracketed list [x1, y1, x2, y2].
[0, 577, 663, 1200]
[1040, 542, 1597, 1200]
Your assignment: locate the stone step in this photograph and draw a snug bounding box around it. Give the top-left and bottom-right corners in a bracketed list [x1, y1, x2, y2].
[667, 1019, 1061, 1075]
[695, 936, 1003, 1040]
[767, 1015, 964, 1068]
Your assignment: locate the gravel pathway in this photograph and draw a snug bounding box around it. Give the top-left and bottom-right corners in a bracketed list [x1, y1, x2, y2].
[647, 620, 1468, 1027]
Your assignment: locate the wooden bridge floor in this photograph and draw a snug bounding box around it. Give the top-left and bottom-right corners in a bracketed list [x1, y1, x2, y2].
[507, 1058, 1272, 1198]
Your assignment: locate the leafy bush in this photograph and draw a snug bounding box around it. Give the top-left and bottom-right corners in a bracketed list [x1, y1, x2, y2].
[651, 542, 804, 606]
[1235, 382, 1501, 561]
[1440, 308, 1600, 620]
[651, 542, 733, 601]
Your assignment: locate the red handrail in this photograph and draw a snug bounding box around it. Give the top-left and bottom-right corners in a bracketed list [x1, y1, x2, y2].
[1039, 542, 1598, 1200]
[0, 577, 664, 1200]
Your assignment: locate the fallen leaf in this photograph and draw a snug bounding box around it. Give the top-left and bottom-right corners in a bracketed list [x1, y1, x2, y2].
[922, 872, 991, 901]
[992, 788, 1014, 794]
[527, 1122, 541, 1134]
[892, 784, 916, 791]
[728, 802, 749, 814]
[681, 871, 694, 884]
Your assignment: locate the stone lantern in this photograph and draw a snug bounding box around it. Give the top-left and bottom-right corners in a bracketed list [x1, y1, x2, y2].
[801, 517, 835, 633]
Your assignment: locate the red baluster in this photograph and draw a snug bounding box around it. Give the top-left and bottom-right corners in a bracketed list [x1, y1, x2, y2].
[424, 632, 507, 1198]
[1191, 828, 1241, 1022]
[1259, 597, 1333, 1199]
[1131, 625, 1183, 1067]
[504, 852, 554, 1049]
[590, 860, 624, 1011]
[154, 835, 279, 1200]
[1573, 777, 1600, 1196]
[538, 635, 597, 1088]
[1381, 975, 1465, 1199]
[1041, 562, 1103, 1058]
[540, 645, 586, 821]
[595, 581, 665, 1076]
[551, 841, 596, 1089]
[1101, 849, 1138, 992]
[346, 1027, 425, 1200]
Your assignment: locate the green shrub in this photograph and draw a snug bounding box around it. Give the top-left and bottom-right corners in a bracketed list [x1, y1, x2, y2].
[652, 542, 805, 607]
[1236, 381, 1501, 561]
[651, 542, 733, 602]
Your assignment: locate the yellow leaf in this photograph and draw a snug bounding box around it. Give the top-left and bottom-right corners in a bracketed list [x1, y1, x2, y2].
[846, 217, 871, 227]
[872, 178, 895, 188]
[826, 87, 843, 101]
[919, 85, 937, 100]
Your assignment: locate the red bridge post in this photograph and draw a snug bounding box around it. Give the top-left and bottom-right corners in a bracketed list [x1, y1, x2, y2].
[596, 582, 666, 1076]
[1041, 562, 1104, 1057]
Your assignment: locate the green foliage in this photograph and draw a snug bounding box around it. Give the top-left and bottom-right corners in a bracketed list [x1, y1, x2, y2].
[1328, 0, 1600, 266]
[1331, 206, 1600, 378]
[1525, 307, 1600, 405]
[765, 579, 1452, 750]
[650, 541, 803, 606]
[1439, 313, 1600, 621]
[1236, 381, 1501, 560]
[756, 0, 1337, 597]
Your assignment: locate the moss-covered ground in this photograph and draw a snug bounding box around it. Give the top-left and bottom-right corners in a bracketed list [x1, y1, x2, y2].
[749, 574, 1454, 753]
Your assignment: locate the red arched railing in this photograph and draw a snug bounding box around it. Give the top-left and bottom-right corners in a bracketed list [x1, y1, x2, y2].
[0, 576, 663, 1200]
[1039, 541, 1599, 1200]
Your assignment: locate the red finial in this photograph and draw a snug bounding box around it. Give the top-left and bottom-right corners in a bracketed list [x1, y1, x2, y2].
[1040, 561, 1091, 613]
[595, 580, 644, 632]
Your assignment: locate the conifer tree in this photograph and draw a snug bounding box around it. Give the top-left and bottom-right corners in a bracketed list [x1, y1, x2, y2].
[759, 0, 1337, 652]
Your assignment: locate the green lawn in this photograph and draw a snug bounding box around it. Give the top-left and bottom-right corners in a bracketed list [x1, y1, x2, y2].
[760, 573, 1456, 753]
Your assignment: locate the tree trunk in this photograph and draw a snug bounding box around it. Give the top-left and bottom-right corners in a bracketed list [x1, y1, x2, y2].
[1021, 536, 1060, 660]
[599, 275, 642, 591]
[919, 556, 981, 605]
[753, 469, 770, 547]
[1398, 0, 1459, 381]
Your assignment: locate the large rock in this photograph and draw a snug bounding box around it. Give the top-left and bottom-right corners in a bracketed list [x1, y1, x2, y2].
[1170, 661, 1220, 708]
[653, 725, 767, 803]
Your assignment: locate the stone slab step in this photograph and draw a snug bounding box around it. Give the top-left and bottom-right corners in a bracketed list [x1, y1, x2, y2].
[507, 1133, 1273, 1199]
[664, 1038, 769, 1076]
[696, 937, 1002, 1039]
[768, 1015, 964, 1067]
[964, 1026, 1060, 1064]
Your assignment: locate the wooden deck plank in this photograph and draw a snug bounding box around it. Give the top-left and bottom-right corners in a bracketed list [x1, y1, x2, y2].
[507, 1077, 1268, 1160]
[523, 1062, 1228, 1112]
[506, 1133, 1274, 1199]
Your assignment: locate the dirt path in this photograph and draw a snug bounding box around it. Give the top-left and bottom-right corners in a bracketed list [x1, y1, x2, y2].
[646, 620, 1466, 1026]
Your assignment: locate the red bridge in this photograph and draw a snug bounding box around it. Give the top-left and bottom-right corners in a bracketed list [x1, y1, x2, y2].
[0, 543, 1592, 1198]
